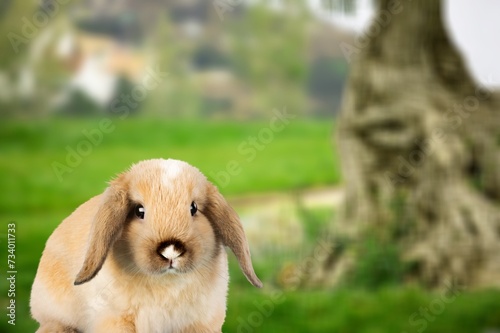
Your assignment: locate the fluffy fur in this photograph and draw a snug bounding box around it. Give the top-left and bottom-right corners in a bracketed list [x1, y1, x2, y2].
[30, 159, 262, 333]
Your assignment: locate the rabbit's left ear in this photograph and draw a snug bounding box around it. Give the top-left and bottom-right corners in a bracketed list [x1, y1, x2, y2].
[74, 176, 129, 285]
[204, 183, 262, 288]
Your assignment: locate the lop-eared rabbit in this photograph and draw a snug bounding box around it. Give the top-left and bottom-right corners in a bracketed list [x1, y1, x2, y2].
[31, 159, 262, 333]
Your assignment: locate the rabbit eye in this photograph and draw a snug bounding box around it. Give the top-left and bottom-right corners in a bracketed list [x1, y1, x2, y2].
[190, 201, 197, 216]
[135, 204, 145, 219]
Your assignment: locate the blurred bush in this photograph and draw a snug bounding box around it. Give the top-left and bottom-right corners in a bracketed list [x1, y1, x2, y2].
[0, 0, 352, 119]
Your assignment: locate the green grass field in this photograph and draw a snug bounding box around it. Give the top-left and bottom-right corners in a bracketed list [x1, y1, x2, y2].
[1, 118, 500, 333]
[0, 117, 338, 214]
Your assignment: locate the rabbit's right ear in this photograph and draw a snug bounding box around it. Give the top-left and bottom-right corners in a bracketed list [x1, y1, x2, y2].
[74, 176, 129, 285]
[204, 183, 262, 288]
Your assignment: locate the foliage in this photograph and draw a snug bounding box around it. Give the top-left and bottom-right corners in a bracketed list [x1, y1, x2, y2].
[1, 1, 348, 119]
[296, 205, 334, 242]
[0, 0, 37, 68]
[347, 235, 407, 290]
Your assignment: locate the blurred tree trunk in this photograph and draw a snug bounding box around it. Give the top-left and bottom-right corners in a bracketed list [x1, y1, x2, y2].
[295, 0, 500, 289]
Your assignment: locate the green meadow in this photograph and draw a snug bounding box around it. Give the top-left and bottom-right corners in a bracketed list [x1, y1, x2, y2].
[1, 118, 500, 332]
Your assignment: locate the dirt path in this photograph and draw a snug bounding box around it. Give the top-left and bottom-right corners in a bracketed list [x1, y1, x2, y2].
[228, 186, 344, 210]
[227, 186, 344, 252]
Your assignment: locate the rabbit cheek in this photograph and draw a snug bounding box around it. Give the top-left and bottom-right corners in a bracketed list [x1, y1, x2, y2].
[111, 227, 150, 274]
[190, 216, 219, 266]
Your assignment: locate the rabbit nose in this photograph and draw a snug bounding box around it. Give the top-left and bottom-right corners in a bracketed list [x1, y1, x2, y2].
[157, 240, 186, 260]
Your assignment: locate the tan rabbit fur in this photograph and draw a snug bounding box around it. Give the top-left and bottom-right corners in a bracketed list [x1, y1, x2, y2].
[30, 159, 262, 333]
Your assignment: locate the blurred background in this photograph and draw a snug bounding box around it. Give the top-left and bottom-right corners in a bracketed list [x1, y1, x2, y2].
[1, 0, 500, 332]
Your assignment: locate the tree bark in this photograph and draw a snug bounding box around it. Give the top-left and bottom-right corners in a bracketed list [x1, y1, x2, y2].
[294, 0, 500, 289]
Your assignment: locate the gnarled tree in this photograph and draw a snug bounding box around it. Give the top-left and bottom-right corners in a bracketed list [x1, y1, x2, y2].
[295, 0, 500, 289]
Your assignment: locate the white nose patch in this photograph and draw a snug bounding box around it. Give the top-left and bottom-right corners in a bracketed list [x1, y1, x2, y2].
[161, 245, 181, 260]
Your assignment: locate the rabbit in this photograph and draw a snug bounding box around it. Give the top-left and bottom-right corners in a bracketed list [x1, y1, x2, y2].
[30, 158, 262, 333]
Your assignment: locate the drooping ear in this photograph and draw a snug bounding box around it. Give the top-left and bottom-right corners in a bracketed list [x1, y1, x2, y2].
[74, 176, 129, 285]
[204, 183, 262, 288]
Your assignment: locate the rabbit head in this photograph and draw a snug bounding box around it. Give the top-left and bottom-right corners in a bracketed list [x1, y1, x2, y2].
[74, 158, 262, 288]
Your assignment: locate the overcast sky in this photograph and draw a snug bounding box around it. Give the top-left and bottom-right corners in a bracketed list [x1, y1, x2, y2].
[445, 0, 500, 88]
[307, 0, 500, 88]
